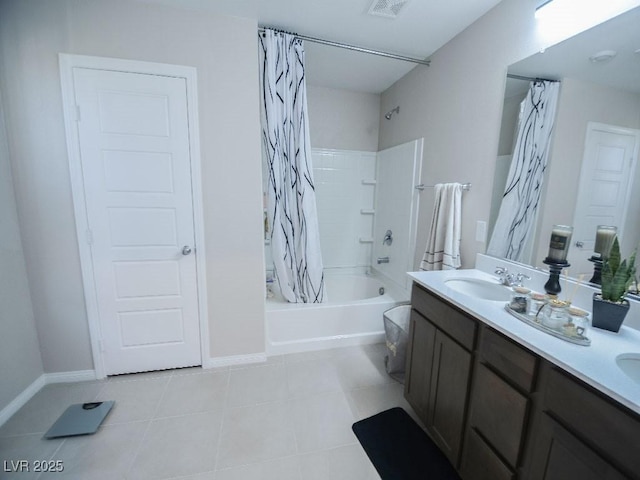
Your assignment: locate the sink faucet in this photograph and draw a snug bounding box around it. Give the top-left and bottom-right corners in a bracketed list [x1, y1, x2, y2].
[495, 267, 530, 287]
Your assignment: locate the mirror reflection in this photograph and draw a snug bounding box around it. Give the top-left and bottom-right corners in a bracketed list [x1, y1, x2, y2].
[489, 6, 640, 281]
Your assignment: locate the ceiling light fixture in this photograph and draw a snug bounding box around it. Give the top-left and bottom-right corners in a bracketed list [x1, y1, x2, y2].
[535, 0, 555, 19]
[535, 0, 638, 49]
[535, 0, 639, 21]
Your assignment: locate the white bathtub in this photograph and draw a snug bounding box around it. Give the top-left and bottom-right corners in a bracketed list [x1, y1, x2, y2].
[265, 269, 409, 355]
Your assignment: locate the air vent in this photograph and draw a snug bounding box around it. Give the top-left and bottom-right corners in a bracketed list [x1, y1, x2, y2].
[368, 0, 409, 19]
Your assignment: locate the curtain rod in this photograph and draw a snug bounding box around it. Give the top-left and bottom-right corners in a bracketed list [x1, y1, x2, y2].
[507, 73, 559, 83]
[258, 27, 431, 66]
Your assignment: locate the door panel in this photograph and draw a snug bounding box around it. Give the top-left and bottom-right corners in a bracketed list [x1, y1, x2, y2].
[73, 67, 201, 375]
[571, 124, 640, 274]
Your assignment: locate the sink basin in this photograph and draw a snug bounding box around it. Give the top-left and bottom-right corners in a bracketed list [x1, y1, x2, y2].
[616, 354, 640, 384]
[444, 278, 511, 302]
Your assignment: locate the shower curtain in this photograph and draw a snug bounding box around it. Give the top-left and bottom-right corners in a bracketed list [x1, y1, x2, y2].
[487, 80, 560, 262]
[259, 29, 325, 303]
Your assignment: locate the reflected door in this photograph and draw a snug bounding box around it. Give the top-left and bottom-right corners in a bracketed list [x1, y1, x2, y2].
[571, 123, 640, 275]
[73, 67, 201, 375]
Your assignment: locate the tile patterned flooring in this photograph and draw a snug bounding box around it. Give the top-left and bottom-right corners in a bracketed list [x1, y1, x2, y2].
[1, 343, 417, 479]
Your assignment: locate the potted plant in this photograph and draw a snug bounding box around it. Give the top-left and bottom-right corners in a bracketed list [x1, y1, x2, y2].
[592, 237, 636, 332]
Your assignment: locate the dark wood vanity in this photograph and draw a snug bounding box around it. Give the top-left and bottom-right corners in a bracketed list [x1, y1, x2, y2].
[405, 282, 640, 480]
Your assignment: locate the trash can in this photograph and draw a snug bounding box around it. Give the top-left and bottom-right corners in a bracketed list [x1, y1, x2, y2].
[383, 304, 411, 383]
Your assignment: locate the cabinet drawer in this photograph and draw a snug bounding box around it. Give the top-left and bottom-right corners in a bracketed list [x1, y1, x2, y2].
[460, 428, 515, 480]
[411, 283, 477, 350]
[469, 363, 529, 468]
[480, 327, 537, 392]
[544, 365, 640, 477]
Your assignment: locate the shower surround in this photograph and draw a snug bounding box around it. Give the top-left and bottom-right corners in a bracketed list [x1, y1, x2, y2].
[265, 140, 423, 354]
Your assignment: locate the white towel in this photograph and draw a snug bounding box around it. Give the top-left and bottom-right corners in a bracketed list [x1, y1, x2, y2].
[420, 183, 462, 271]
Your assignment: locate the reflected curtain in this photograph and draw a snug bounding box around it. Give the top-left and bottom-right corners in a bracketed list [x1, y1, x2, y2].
[259, 29, 325, 303]
[487, 80, 560, 261]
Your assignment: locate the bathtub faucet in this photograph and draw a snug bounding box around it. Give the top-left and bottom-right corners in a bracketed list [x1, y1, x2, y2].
[377, 256, 390, 264]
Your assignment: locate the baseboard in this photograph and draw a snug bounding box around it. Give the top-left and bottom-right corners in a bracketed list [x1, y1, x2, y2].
[204, 353, 268, 369]
[0, 369, 97, 428]
[0, 375, 46, 428]
[44, 369, 97, 384]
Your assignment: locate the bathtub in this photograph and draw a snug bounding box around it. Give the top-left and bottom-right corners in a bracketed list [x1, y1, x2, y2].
[265, 269, 409, 355]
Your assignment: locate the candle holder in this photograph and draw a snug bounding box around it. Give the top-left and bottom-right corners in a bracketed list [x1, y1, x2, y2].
[543, 257, 570, 296]
[588, 255, 603, 285]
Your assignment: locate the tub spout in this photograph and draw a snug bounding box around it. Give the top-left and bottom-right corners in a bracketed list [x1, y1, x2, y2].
[377, 256, 390, 264]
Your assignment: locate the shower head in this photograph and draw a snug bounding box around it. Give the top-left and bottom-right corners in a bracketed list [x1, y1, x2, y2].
[384, 106, 400, 120]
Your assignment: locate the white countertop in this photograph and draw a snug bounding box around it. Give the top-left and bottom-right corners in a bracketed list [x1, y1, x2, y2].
[408, 268, 640, 415]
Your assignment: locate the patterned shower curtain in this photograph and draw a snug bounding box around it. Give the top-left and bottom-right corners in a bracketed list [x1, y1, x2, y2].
[259, 29, 325, 303]
[487, 80, 560, 262]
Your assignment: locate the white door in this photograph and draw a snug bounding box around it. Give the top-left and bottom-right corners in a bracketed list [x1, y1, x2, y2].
[73, 67, 201, 375]
[570, 123, 640, 275]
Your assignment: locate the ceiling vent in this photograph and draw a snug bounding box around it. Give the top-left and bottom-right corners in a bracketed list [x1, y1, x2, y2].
[367, 0, 409, 19]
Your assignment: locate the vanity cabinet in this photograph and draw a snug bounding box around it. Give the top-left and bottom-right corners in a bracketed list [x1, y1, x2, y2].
[525, 364, 640, 480]
[406, 281, 640, 480]
[405, 284, 476, 466]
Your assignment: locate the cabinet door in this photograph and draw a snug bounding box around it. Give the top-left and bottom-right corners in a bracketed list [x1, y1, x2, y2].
[467, 363, 529, 468]
[427, 329, 472, 467]
[527, 414, 630, 480]
[460, 428, 515, 480]
[404, 309, 436, 425]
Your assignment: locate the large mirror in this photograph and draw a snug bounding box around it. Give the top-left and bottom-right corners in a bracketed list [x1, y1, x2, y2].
[489, 6, 640, 280]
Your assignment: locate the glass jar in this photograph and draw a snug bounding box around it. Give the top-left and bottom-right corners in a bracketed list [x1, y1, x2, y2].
[542, 299, 570, 330]
[509, 286, 531, 313]
[528, 291, 547, 317]
[567, 307, 590, 337]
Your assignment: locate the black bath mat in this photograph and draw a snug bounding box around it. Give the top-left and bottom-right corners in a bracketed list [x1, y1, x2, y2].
[352, 407, 460, 480]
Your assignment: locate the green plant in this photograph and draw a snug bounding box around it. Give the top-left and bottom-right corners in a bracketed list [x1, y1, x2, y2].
[601, 237, 637, 303]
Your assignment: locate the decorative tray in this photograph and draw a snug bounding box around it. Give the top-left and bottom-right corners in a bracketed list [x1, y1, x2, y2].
[504, 305, 591, 346]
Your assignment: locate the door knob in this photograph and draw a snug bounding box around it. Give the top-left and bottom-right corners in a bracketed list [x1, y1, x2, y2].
[182, 245, 192, 255]
[575, 241, 584, 248]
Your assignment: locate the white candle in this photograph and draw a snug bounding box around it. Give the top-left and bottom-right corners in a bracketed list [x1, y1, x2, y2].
[548, 225, 573, 262]
[594, 225, 617, 257]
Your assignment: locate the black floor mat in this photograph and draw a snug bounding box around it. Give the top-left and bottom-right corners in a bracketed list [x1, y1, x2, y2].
[352, 407, 461, 480]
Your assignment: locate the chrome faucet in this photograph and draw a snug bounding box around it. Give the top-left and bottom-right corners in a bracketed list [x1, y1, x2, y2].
[382, 230, 393, 246]
[377, 257, 390, 264]
[495, 267, 530, 287]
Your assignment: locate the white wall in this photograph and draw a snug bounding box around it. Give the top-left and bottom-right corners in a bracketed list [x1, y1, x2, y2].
[498, 88, 528, 156]
[307, 85, 380, 152]
[377, 0, 633, 269]
[379, 0, 546, 269]
[0, 0, 265, 372]
[0, 89, 43, 412]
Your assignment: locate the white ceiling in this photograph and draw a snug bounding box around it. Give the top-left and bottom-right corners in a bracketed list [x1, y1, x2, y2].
[136, 0, 503, 93]
[508, 6, 640, 94]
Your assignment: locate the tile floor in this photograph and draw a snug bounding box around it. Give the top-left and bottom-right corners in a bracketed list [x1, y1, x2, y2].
[0, 343, 418, 479]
